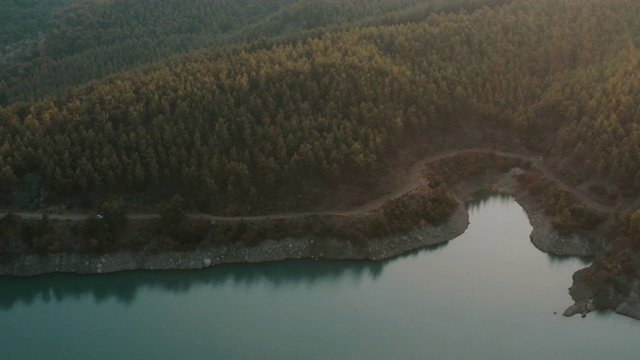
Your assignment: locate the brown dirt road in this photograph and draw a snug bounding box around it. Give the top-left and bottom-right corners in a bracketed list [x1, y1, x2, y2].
[1, 148, 612, 222]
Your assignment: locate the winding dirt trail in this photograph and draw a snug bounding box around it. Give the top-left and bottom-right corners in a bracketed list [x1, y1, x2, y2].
[531, 162, 613, 213]
[1, 149, 612, 222]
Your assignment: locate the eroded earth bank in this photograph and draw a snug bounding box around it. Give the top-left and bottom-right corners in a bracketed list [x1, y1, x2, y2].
[1, 152, 639, 321]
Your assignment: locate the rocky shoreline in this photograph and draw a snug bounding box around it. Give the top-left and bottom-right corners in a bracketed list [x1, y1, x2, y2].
[1, 168, 513, 278]
[2, 167, 639, 321]
[0, 203, 469, 277]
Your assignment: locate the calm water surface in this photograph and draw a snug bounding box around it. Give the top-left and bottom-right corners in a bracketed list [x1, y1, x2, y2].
[1, 196, 638, 359]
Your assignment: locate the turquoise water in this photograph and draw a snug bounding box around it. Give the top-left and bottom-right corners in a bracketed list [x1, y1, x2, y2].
[1, 196, 638, 359]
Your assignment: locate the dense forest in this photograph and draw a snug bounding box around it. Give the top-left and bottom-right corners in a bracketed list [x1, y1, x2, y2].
[1, 0, 492, 105]
[1, 0, 640, 227]
[4, 0, 640, 322]
[0, 0, 504, 211]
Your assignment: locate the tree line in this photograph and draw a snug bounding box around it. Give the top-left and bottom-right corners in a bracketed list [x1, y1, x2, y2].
[0, 0, 494, 105]
[1, 0, 640, 215]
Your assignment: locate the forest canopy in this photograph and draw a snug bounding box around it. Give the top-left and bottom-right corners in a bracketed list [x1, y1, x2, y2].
[1, 0, 639, 215]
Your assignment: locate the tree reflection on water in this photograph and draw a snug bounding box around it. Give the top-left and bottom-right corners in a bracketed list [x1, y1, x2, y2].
[0, 258, 388, 310]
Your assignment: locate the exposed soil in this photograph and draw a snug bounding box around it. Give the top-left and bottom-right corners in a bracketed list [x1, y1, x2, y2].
[2, 148, 607, 221]
[0, 201, 470, 276]
[1, 149, 638, 321]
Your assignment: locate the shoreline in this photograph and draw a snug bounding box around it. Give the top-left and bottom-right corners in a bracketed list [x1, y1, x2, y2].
[0, 168, 593, 276]
[2, 166, 639, 321]
[0, 200, 470, 277]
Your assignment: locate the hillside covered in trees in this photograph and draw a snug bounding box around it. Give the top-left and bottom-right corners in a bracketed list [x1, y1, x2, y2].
[1, 0, 491, 105]
[2, 0, 640, 221]
[3, 0, 640, 314]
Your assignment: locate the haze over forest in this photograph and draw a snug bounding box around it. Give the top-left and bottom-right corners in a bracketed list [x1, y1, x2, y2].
[2, 0, 640, 318]
[0, 0, 638, 214]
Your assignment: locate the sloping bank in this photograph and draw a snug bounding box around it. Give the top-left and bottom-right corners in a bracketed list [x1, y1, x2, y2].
[1, 156, 638, 321]
[0, 168, 593, 276]
[0, 151, 520, 277]
[449, 169, 640, 321]
[0, 201, 469, 276]
[512, 183, 640, 321]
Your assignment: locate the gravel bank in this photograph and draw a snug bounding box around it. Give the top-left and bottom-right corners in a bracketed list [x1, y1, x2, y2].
[0, 203, 469, 277]
[4, 169, 542, 278]
[5, 167, 637, 321]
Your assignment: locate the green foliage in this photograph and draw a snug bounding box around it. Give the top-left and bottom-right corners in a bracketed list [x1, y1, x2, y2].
[160, 194, 187, 225]
[0, 213, 58, 254]
[546, 188, 606, 233]
[0, 0, 70, 47]
[99, 198, 128, 232]
[11, 173, 48, 210]
[159, 194, 205, 242]
[615, 206, 640, 244]
[28, 214, 58, 253]
[77, 199, 128, 250]
[1, 0, 640, 215]
[628, 210, 640, 240]
[0, 0, 490, 103]
[381, 185, 457, 234]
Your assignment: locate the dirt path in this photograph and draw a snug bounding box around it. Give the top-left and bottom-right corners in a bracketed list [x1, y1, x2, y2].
[1, 149, 612, 222]
[531, 162, 613, 213]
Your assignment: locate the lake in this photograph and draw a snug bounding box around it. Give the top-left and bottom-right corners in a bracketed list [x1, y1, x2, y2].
[0, 196, 638, 359]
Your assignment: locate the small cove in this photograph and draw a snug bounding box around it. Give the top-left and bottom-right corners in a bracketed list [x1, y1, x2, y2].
[0, 196, 637, 359]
